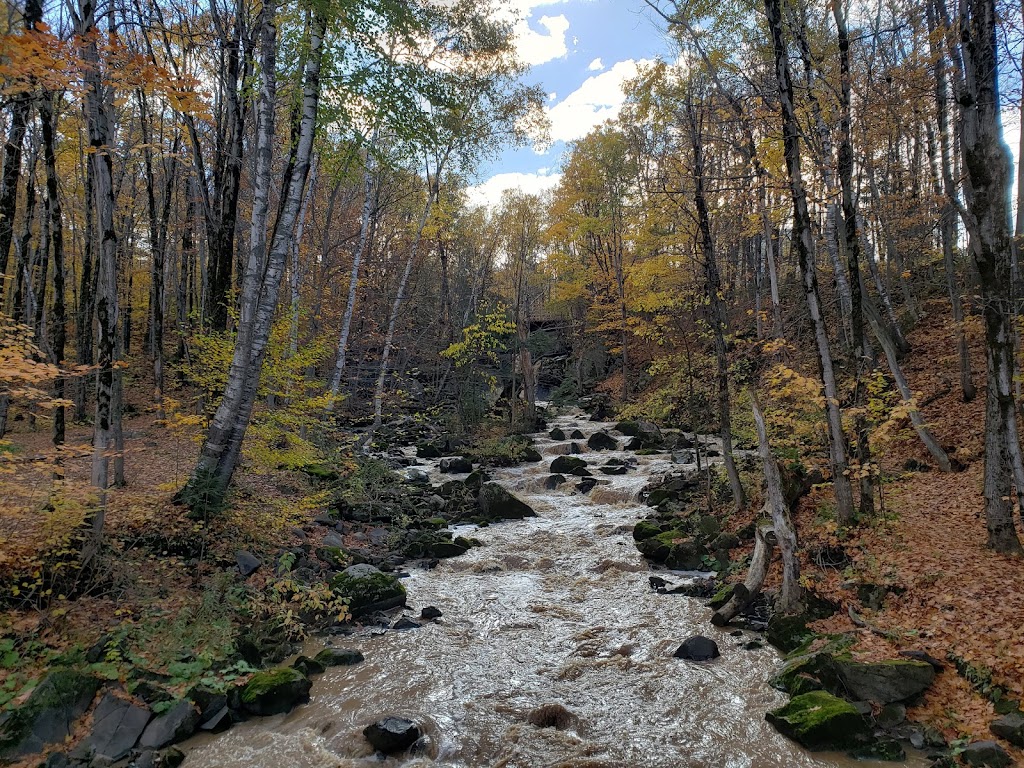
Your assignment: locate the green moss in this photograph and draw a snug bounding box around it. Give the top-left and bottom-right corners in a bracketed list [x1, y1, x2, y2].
[766, 691, 869, 750]
[0, 669, 99, 754]
[632, 520, 662, 541]
[771, 656, 826, 696]
[707, 582, 735, 610]
[766, 613, 814, 654]
[329, 571, 406, 616]
[241, 667, 306, 704]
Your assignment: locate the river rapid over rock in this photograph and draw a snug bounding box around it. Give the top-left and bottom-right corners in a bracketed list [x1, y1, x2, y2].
[182, 409, 927, 768]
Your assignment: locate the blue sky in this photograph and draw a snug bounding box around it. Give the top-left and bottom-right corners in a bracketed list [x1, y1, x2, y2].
[466, 0, 674, 207]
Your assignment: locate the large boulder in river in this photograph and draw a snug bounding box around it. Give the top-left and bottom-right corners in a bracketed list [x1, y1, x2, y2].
[636, 531, 705, 570]
[239, 668, 312, 716]
[330, 565, 407, 616]
[549, 428, 566, 441]
[363, 716, 421, 754]
[478, 483, 536, 520]
[615, 420, 663, 445]
[550, 456, 588, 475]
[314, 648, 364, 668]
[832, 659, 935, 704]
[0, 669, 99, 760]
[439, 457, 473, 474]
[587, 432, 618, 451]
[766, 691, 869, 751]
[674, 636, 720, 661]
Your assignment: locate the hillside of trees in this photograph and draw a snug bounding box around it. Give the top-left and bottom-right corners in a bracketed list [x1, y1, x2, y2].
[2, 0, 1024, 764]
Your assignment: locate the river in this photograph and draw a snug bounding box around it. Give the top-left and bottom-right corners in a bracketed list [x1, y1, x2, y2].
[182, 409, 926, 768]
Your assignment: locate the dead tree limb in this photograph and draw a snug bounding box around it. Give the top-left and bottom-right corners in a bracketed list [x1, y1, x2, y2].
[712, 524, 776, 626]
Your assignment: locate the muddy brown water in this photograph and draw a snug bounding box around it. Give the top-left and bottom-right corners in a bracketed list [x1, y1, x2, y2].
[182, 411, 927, 768]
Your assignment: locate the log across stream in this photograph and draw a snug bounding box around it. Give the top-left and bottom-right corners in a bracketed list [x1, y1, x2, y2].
[182, 410, 927, 767]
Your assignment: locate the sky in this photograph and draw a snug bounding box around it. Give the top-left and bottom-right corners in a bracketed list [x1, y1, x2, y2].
[464, 0, 674, 208]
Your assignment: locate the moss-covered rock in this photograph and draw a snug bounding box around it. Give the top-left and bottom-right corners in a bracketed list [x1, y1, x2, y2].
[707, 582, 735, 610]
[765, 691, 869, 750]
[766, 613, 814, 654]
[330, 566, 407, 617]
[239, 668, 312, 716]
[771, 655, 829, 697]
[404, 531, 468, 559]
[550, 456, 588, 475]
[0, 669, 99, 759]
[632, 520, 662, 541]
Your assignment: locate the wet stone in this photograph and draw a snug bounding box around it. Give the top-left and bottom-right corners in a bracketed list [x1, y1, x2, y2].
[363, 716, 421, 754]
[674, 636, 720, 661]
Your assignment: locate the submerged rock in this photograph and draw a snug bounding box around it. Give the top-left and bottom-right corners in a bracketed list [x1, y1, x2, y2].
[766, 691, 869, 751]
[673, 636, 720, 661]
[544, 474, 567, 490]
[239, 668, 312, 716]
[526, 703, 576, 730]
[363, 716, 421, 754]
[314, 648, 364, 667]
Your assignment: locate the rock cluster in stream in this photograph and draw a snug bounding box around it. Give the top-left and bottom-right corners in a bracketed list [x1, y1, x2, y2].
[0, 646, 367, 768]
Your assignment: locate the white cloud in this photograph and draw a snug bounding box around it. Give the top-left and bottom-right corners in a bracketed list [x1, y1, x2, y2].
[545, 58, 652, 145]
[465, 170, 563, 209]
[587, 57, 604, 71]
[514, 13, 570, 67]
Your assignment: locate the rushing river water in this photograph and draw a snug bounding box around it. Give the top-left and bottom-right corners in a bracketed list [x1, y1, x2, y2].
[183, 410, 927, 768]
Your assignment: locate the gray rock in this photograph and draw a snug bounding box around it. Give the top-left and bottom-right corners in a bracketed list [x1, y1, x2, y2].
[322, 532, 345, 549]
[405, 468, 430, 484]
[198, 706, 232, 734]
[343, 563, 382, 578]
[238, 668, 312, 717]
[80, 692, 152, 761]
[439, 457, 473, 474]
[991, 712, 1024, 747]
[587, 432, 618, 451]
[674, 635, 720, 661]
[420, 606, 443, 620]
[833, 659, 935, 704]
[363, 716, 421, 754]
[550, 456, 587, 475]
[0, 670, 99, 759]
[569, 429, 585, 440]
[876, 702, 907, 729]
[138, 700, 199, 749]
[961, 740, 1012, 767]
[477, 483, 536, 520]
[235, 551, 261, 578]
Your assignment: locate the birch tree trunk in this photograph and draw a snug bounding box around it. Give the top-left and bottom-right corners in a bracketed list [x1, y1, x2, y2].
[326, 130, 378, 410]
[764, 0, 855, 525]
[184, 5, 326, 511]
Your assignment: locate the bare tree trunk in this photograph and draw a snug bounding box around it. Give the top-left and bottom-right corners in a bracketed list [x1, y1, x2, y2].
[928, 0, 976, 402]
[75, 153, 95, 421]
[688, 103, 744, 511]
[750, 390, 802, 611]
[372, 184, 433, 427]
[712, 525, 777, 626]
[764, 0, 855, 525]
[289, 154, 316, 358]
[326, 131, 378, 410]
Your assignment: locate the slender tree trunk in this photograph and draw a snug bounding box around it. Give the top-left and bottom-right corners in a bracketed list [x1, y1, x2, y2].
[832, 0, 875, 516]
[327, 131, 378, 410]
[372, 184, 434, 427]
[289, 154, 316, 358]
[688, 103, 744, 511]
[764, 0, 855, 524]
[75, 148, 95, 422]
[40, 93, 66, 446]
